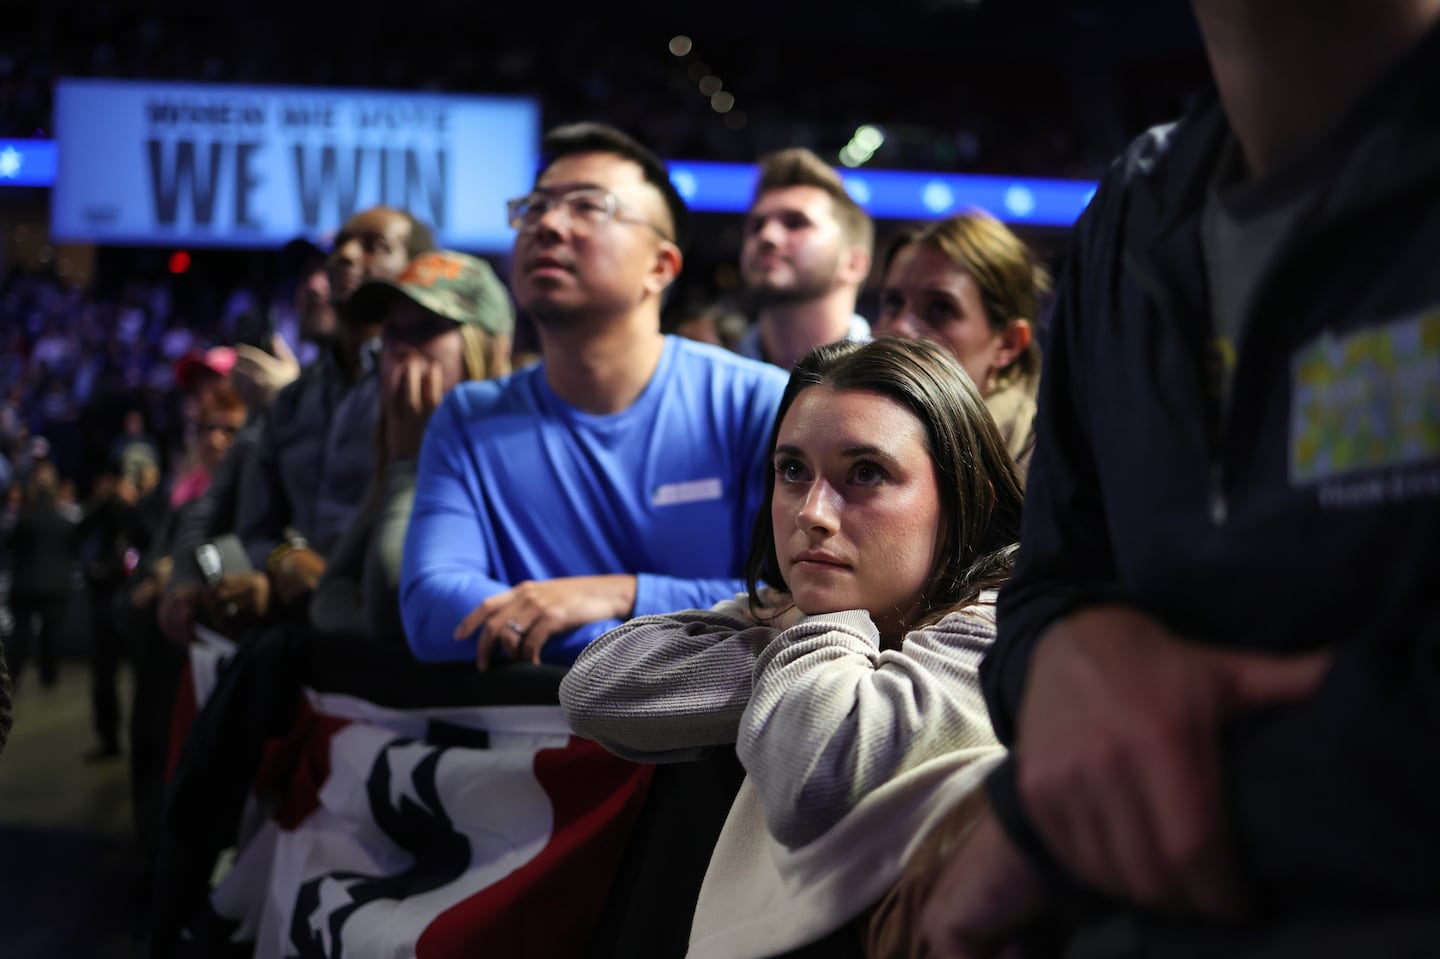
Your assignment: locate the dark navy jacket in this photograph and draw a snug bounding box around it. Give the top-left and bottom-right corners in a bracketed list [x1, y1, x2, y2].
[983, 20, 1440, 929]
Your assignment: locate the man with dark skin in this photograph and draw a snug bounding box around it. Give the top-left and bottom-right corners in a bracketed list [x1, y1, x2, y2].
[159, 206, 434, 642]
[222, 206, 433, 623]
[229, 239, 338, 414]
[922, 1, 1440, 956]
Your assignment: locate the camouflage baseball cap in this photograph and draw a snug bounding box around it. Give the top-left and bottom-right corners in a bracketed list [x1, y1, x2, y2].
[349, 250, 515, 336]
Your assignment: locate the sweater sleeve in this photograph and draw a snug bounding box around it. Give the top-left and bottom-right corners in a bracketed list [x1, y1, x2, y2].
[740, 604, 1002, 849]
[559, 595, 777, 763]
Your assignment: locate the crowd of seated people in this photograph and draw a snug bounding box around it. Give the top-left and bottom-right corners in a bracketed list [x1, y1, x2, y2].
[5, 1, 1439, 948]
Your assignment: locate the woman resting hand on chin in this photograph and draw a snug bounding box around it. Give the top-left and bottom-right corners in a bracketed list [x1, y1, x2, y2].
[561, 337, 1025, 959]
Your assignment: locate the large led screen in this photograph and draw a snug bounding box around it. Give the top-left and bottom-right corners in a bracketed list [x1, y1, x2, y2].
[52, 79, 539, 251]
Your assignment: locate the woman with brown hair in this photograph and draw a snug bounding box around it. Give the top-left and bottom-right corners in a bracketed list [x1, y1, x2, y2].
[875, 211, 1050, 477]
[561, 337, 1023, 957]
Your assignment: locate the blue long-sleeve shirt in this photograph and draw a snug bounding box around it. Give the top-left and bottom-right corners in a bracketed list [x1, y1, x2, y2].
[401, 336, 788, 665]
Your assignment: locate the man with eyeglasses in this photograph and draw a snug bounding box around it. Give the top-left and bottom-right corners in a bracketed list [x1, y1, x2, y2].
[737, 147, 874, 370]
[401, 122, 787, 670]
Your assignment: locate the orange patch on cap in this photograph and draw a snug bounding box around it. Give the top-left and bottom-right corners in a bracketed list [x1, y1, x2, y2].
[401, 253, 465, 287]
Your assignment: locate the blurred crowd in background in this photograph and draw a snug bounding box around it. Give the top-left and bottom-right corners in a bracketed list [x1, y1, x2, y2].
[0, 0, 1210, 502]
[1, 1, 1208, 176]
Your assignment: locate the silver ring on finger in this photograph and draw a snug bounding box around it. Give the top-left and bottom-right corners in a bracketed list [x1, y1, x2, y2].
[507, 619, 526, 636]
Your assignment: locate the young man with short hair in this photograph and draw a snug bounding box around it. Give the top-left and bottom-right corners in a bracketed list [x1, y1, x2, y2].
[737, 148, 874, 370]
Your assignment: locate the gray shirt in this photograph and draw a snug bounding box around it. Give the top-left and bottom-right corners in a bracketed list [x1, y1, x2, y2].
[1200, 135, 1323, 420]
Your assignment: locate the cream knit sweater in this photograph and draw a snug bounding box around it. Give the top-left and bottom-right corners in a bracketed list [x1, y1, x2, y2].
[560, 592, 1005, 957]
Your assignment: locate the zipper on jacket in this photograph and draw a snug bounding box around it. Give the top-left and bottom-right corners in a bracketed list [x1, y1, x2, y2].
[1203, 335, 1232, 528]
[1208, 462, 1227, 525]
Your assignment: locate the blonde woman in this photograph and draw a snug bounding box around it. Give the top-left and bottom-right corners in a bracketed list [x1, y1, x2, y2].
[309, 251, 513, 644]
[875, 212, 1050, 477]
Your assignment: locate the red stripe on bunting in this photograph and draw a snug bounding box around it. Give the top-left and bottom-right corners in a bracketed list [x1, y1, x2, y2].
[254, 697, 353, 830]
[416, 737, 653, 958]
